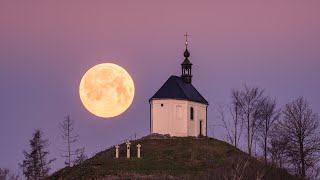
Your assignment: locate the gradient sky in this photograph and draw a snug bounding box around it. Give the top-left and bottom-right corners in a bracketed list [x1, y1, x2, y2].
[1, 1, 320, 173]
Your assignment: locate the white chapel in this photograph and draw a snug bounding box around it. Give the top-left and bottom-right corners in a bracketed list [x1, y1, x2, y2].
[149, 37, 208, 137]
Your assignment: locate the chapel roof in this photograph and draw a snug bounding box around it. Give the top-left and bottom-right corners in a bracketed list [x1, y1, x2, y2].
[150, 75, 208, 105]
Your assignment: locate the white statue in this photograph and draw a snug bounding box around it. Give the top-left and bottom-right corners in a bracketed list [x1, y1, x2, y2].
[126, 141, 131, 159]
[115, 145, 119, 158]
[137, 144, 141, 158]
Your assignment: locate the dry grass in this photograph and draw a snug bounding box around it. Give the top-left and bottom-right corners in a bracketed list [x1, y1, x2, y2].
[48, 134, 295, 180]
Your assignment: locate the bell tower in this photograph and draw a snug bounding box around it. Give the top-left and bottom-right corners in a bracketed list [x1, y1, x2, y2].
[181, 32, 193, 84]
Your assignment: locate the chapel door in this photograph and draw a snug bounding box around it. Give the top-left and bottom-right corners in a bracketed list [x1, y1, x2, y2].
[199, 120, 202, 136]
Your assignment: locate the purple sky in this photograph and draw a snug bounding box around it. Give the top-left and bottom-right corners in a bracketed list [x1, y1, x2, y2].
[1, 1, 320, 173]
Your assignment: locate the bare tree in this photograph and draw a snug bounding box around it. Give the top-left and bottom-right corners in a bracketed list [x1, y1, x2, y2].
[73, 149, 88, 166]
[278, 97, 320, 179]
[234, 85, 265, 156]
[217, 90, 243, 148]
[59, 115, 84, 167]
[231, 89, 243, 148]
[20, 129, 55, 180]
[257, 97, 280, 163]
[217, 105, 234, 145]
[268, 129, 287, 168]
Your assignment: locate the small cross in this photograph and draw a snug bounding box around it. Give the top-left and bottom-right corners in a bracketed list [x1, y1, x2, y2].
[184, 32, 190, 46]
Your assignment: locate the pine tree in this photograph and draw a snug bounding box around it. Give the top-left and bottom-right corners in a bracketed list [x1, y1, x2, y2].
[20, 129, 55, 180]
[0, 167, 19, 180]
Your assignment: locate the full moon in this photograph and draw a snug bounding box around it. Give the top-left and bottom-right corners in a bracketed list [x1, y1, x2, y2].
[79, 63, 135, 118]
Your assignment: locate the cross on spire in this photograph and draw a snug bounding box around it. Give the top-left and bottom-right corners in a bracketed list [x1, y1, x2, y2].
[184, 32, 189, 48]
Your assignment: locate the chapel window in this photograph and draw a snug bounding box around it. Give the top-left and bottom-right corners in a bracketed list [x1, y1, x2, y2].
[190, 107, 194, 120]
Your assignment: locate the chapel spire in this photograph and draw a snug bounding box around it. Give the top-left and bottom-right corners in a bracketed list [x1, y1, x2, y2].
[181, 32, 193, 84]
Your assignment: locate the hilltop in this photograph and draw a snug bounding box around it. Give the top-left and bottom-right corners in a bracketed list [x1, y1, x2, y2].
[49, 134, 295, 179]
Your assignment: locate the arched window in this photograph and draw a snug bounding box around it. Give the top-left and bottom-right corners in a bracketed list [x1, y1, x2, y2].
[184, 67, 189, 75]
[190, 107, 194, 120]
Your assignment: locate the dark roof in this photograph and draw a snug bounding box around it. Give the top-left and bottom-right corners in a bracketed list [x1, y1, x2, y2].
[150, 76, 208, 105]
[181, 57, 192, 65]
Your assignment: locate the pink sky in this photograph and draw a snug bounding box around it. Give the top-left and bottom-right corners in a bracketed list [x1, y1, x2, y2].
[0, 1, 320, 173]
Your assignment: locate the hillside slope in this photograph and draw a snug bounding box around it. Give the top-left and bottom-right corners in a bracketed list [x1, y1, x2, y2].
[49, 134, 295, 179]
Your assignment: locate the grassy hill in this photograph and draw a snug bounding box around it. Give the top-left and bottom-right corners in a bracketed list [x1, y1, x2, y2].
[49, 134, 296, 179]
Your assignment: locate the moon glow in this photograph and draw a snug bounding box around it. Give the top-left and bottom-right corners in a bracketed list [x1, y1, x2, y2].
[79, 63, 135, 118]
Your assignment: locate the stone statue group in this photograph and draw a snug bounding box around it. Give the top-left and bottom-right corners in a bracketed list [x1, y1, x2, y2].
[115, 141, 141, 159]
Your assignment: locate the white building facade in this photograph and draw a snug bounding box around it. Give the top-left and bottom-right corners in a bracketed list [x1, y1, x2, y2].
[149, 41, 208, 137]
[150, 99, 207, 137]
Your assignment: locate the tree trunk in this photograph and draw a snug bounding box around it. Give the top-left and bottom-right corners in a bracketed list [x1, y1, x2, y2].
[247, 114, 251, 155]
[68, 119, 71, 166]
[264, 120, 267, 163]
[300, 140, 305, 179]
[264, 138, 267, 163]
[234, 108, 238, 148]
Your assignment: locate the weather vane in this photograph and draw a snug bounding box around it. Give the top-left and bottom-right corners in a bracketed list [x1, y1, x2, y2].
[184, 32, 189, 48]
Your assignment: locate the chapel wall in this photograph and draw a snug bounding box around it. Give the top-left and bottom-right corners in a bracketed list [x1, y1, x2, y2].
[151, 99, 207, 137]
